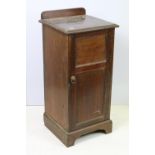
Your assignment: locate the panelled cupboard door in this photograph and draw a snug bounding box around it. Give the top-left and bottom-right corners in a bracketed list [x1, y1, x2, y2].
[69, 31, 110, 130]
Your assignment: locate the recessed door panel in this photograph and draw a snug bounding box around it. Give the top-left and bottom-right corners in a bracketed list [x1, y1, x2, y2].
[70, 68, 106, 130]
[75, 33, 106, 67]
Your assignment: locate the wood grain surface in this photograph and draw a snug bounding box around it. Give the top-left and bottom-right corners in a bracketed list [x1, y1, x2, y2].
[41, 7, 118, 146]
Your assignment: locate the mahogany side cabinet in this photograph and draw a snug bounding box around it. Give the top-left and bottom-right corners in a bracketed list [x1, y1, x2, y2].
[39, 8, 119, 147]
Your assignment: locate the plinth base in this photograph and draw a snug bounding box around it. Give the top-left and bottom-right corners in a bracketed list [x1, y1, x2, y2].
[44, 113, 112, 147]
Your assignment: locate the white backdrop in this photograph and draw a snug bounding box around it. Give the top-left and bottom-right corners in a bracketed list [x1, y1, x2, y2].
[26, 0, 128, 105]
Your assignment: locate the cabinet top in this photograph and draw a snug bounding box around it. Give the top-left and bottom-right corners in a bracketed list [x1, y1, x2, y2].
[39, 15, 119, 34]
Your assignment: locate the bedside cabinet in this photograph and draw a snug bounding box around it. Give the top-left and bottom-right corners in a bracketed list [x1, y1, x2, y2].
[39, 7, 119, 147]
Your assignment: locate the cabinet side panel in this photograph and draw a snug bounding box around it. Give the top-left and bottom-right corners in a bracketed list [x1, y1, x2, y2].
[43, 25, 69, 130]
[104, 28, 115, 120]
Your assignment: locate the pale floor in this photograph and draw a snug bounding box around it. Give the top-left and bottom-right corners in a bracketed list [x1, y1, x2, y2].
[26, 105, 128, 155]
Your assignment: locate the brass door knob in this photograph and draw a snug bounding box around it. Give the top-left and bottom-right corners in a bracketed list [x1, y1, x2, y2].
[70, 75, 76, 84]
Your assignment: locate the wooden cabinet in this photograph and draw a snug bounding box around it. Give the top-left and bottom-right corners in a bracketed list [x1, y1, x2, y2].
[39, 8, 118, 147]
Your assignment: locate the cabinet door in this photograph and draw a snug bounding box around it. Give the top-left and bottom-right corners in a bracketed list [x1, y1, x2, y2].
[69, 31, 111, 130]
